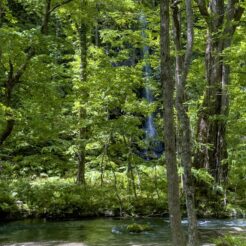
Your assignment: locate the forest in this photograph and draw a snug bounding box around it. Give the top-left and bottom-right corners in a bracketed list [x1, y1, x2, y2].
[0, 0, 245, 245]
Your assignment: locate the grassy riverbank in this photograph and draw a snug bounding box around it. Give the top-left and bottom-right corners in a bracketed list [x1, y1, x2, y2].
[1, 169, 245, 220]
[0, 169, 168, 220]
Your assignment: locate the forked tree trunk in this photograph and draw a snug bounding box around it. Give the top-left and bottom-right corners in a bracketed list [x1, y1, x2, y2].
[194, 0, 244, 183]
[160, 0, 185, 245]
[171, 0, 199, 244]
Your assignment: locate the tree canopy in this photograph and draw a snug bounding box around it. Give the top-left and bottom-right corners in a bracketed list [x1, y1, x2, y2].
[0, 0, 245, 245]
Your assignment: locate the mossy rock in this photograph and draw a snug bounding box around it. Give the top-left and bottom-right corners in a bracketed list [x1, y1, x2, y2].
[126, 223, 153, 233]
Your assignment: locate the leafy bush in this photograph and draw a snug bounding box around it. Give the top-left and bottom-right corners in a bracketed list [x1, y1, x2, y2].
[0, 172, 168, 219]
[0, 181, 19, 218]
[215, 235, 246, 246]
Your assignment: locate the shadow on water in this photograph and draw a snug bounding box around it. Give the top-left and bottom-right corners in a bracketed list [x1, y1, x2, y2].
[0, 218, 245, 246]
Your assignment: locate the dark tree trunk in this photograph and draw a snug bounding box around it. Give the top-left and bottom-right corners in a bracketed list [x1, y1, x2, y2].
[160, 0, 185, 245]
[77, 147, 86, 185]
[0, 1, 4, 27]
[171, 0, 199, 244]
[41, 0, 51, 35]
[76, 23, 88, 185]
[194, 0, 244, 183]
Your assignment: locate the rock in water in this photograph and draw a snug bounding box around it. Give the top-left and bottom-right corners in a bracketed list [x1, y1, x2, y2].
[126, 223, 153, 233]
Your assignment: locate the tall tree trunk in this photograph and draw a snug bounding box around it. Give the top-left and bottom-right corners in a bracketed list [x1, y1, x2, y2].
[76, 23, 88, 185]
[194, 0, 244, 183]
[112, 168, 123, 216]
[171, 0, 199, 245]
[160, 1, 185, 245]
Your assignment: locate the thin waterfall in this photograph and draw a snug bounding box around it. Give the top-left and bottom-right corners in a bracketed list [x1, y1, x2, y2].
[140, 13, 156, 139]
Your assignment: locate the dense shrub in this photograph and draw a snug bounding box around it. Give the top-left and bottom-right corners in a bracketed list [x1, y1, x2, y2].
[0, 181, 19, 219]
[215, 235, 246, 246]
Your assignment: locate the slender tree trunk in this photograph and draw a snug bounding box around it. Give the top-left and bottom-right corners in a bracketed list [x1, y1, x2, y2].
[112, 169, 123, 216]
[154, 164, 160, 199]
[100, 144, 108, 187]
[136, 167, 142, 192]
[124, 137, 137, 199]
[171, 0, 199, 244]
[77, 145, 86, 185]
[127, 159, 137, 199]
[160, 1, 185, 245]
[76, 23, 88, 185]
[194, 0, 244, 184]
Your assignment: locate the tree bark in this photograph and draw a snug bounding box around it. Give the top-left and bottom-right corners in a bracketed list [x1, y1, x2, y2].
[41, 0, 51, 35]
[160, 0, 185, 245]
[194, 0, 244, 183]
[171, 0, 199, 245]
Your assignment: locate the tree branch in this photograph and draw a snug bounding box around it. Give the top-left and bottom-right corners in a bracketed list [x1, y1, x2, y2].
[13, 48, 35, 83]
[49, 0, 74, 14]
[195, 0, 210, 25]
[0, 119, 15, 146]
[221, 0, 244, 43]
[234, 3, 244, 22]
[0, 0, 53, 146]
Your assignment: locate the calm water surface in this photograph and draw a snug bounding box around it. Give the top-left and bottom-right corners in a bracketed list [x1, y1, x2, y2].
[0, 218, 245, 246]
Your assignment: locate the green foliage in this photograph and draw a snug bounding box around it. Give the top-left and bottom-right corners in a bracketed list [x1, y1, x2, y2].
[225, 14, 246, 213]
[0, 0, 245, 221]
[192, 168, 214, 185]
[0, 181, 19, 218]
[215, 235, 246, 246]
[126, 223, 153, 233]
[0, 168, 168, 219]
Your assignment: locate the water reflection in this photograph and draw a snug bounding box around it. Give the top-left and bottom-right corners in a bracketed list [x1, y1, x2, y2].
[0, 218, 245, 246]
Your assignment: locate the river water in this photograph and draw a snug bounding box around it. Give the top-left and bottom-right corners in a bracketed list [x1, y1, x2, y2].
[0, 218, 245, 246]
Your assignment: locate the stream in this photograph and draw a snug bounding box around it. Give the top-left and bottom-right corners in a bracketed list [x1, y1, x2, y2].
[0, 218, 245, 246]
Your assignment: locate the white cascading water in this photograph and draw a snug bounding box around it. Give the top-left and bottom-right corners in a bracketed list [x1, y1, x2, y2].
[140, 13, 156, 139]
